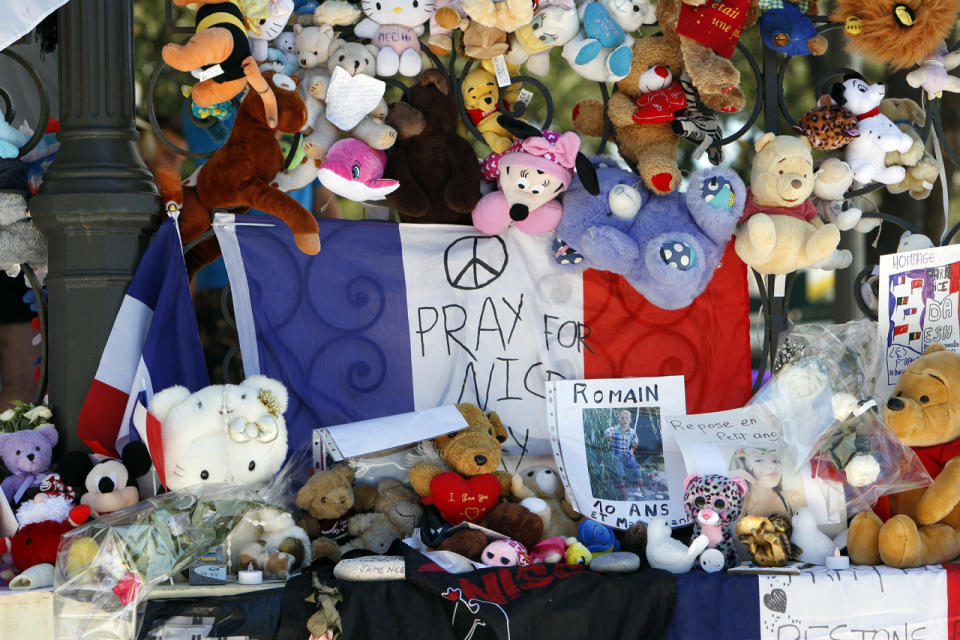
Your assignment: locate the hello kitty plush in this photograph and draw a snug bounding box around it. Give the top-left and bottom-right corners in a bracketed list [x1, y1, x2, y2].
[829, 74, 914, 186]
[473, 117, 598, 236]
[249, 0, 296, 62]
[147, 375, 289, 491]
[354, 0, 436, 77]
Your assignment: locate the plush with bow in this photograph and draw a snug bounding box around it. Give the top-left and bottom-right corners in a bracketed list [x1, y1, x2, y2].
[146, 376, 289, 492]
[0, 425, 59, 508]
[473, 116, 598, 236]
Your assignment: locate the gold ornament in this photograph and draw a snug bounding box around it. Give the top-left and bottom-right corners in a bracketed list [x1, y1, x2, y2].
[844, 15, 863, 35]
[259, 388, 282, 417]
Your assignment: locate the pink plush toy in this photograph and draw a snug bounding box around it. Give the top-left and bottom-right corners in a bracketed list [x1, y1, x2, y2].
[530, 536, 567, 563]
[317, 138, 400, 202]
[481, 539, 533, 567]
[472, 117, 598, 236]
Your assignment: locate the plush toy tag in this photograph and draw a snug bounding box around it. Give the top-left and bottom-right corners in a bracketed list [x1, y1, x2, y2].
[427, 472, 501, 525]
[324, 66, 386, 131]
[675, 0, 752, 59]
[191, 64, 224, 82]
[491, 55, 512, 88]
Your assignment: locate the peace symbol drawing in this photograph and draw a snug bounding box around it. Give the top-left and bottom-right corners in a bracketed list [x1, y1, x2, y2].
[444, 236, 509, 290]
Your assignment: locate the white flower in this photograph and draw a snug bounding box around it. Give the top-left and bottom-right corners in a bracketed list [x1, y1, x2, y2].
[24, 405, 52, 422]
[0, 409, 16, 422]
[845, 454, 881, 487]
[831, 393, 858, 421]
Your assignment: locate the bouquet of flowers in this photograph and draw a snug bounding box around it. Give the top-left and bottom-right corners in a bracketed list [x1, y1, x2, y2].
[0, 401, 52, 434]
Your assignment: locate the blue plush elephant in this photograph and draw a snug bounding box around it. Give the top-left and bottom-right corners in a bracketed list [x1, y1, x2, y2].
[553, 158, 745, 310]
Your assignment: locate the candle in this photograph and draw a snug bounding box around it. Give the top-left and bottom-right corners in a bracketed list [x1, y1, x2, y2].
[824, 546, 849, 570]
[238, 562, 263, 584]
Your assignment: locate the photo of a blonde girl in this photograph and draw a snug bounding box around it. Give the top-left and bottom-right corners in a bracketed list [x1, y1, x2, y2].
[729, 447, 798, 518]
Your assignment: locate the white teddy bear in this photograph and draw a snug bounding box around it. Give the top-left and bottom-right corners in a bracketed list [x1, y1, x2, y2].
[829, 74, 914, 186]
[233, 507, 313, 578]
[293, 24, 341, 134]
[148, 375, 289, 491]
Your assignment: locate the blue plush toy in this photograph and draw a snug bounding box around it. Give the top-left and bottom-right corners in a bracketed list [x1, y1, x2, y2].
[554, 159, 745, 310]
[758, 3, 828, 57]
[577, 519, 620, 554]
[0, 120, 29, 160]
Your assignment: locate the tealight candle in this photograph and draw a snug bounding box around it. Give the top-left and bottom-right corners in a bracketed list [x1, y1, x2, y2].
[238, 562, 263, 585]
[824, 546, 849, 570]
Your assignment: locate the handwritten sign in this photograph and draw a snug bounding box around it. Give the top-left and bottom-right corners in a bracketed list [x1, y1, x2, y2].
[324, 66, 386, 131]
[759, 565, 948, 640]
[548, 376, 689, 529]
[666, 407, 846, 524]
[878, 244, 960, 398]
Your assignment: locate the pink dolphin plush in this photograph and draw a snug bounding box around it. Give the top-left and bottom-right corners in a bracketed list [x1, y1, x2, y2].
[318, 138, 400, 202]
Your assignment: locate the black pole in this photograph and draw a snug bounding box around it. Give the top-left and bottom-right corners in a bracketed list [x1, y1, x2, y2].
[29, 0, 160, 451]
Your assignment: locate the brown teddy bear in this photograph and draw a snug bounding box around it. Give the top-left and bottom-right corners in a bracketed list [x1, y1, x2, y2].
[511, 464, 581, 539]
[383, 70, 483, 224]
[879, 98, 939, 200]
[848, 345, 960, 568]
[296, 464, 377, 561]
[572, 36, 686, 195]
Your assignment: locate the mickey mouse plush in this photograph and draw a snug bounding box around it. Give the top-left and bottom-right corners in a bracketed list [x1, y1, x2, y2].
[58, 442, 153, 517]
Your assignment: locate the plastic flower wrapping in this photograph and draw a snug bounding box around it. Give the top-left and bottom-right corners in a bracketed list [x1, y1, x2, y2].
[749, 320, 932, 514]
[52, 483, 263, 640]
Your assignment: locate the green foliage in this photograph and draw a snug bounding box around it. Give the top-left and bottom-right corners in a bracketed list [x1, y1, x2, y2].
[0, 401, 53, 434]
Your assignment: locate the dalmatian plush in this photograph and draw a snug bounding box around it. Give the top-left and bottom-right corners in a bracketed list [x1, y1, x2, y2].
[683, 474, 748, 569]
[829, 74, 914, 185]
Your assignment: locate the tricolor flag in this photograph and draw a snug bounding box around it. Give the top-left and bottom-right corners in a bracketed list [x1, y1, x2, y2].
[894, 275, 906, 286]
[904, 307, 917, 316]
[77, 216, 209, 457]
[214, 213, 752, 454]
[910, 331, 922, 341]
[912, 278, 924, 289]
[894, 324, 909, 336]
[897, 296, 910, 306]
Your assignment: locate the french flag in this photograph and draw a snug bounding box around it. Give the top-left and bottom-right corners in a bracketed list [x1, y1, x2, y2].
[77, 215, 209, 458]
[214, 213, 751, 455]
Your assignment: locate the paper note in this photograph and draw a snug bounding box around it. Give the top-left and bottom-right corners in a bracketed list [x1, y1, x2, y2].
[324, 66, 386, 131]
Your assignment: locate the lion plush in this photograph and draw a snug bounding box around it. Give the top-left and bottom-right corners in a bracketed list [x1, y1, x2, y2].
[848, 345, 960, 568]
[155, 70, 320, 278]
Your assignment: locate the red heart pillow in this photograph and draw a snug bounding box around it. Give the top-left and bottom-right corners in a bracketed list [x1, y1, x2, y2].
[426, 472, 501, 525]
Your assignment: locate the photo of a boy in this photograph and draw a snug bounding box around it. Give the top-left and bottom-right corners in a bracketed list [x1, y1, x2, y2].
[605, 409, 644, 489]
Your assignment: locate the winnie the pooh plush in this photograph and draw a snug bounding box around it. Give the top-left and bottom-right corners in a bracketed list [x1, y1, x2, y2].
[461, 68, 515, 153]
[734, 133, 841, 275]
[848, 345, 960, 568]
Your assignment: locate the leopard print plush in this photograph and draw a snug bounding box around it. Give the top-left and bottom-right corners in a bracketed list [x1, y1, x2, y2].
[793, 104, 860, 151]
[683, 474, 747, 568]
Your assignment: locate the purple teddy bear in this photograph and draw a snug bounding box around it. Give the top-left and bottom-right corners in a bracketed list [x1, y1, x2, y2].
[0, 425, 58, 505]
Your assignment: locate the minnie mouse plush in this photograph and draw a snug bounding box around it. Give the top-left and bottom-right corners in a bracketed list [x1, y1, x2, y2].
[472, 116, 599, 236]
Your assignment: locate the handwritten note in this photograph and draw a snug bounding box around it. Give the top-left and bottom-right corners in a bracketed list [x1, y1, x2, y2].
[324, 66, 386, 131]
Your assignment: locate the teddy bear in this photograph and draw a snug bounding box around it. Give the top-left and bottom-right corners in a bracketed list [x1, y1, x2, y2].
[848, 345, 960, 568]
[460, 0, 534, 38]
[57, 441, 153, 517]
[234, 507, 313, 578]
[504, 4, 581, 77]
[148, 375, 290, 492]
[758, 2, 827, 56]
[562, 0, 656, 82]
[907, 42, 960, 100]
[460, 68, 516, 153]
[829, 74, 914, 186]
[0, 424, 59, 507]
[372, 477, 424, 536]
[829, 0, 960, 72]
[295, 464, 379, 561]
[878, 98, 939, 200]
[656, 0, 758, 114]
[155, 71, 318, 278]
[383, 70, 483, 224]
[0, 173, 47, 280]
[553, 160, 745, 310]
[511, 465, 581, 539]
[298, 39, 396, 162]
[734, 133, 842, 275]
[292, 23, 339, 128]
[572, 36, 687, 195]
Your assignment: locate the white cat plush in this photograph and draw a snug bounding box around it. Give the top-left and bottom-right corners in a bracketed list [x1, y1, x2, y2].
[149, 375, 289, 491]
[354, 0, 436, 77]
[249, 0, 296, 62]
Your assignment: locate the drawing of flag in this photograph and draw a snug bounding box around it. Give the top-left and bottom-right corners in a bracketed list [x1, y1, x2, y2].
[895, 275, 906, 286]
[912, 279, 923, 289]
[894, 324, 909, 336]
[897, 296, 910, 305]
[214, 213, 752, 454]
[77, 216, 209, 457]
[904, 308, 917, 316]
[910, 332, 922, 341]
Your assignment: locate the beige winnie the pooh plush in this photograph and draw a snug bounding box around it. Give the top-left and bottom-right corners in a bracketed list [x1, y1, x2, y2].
[848, 345, 960, 568]
[734, 133, 841, 275]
